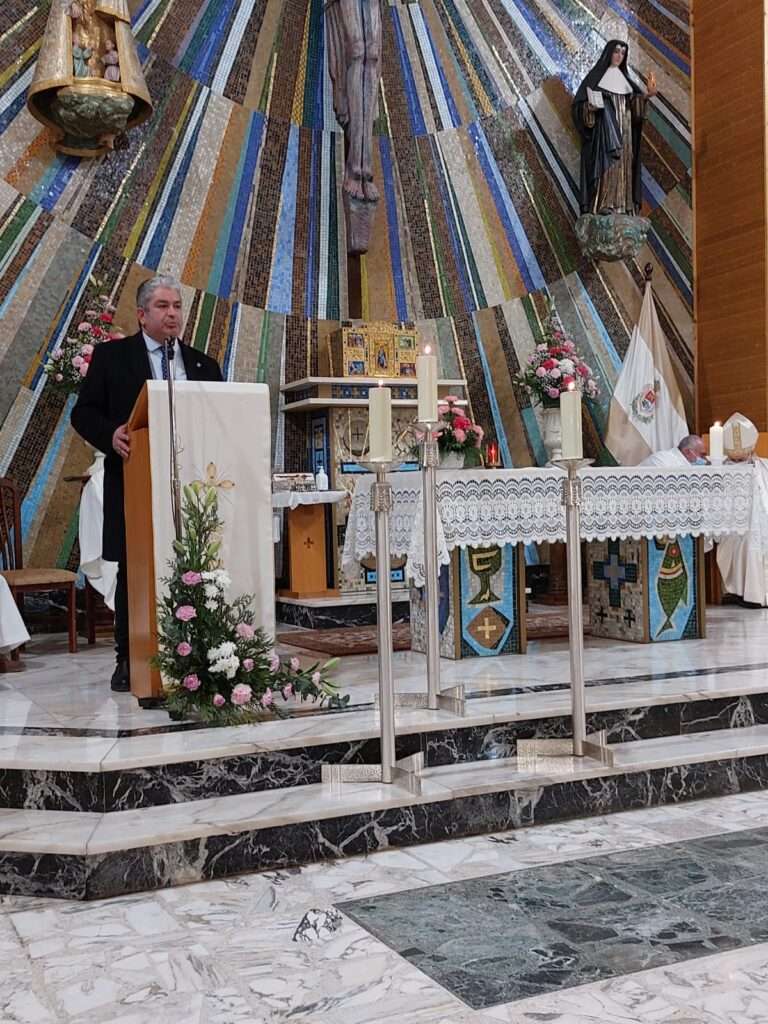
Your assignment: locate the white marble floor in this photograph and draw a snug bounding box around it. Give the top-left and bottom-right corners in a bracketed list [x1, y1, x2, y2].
[1, 607, 767, 737]
[2, 792, 768, 1023]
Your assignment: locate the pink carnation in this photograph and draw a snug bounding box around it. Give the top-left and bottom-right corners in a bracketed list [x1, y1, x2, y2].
[547, 387, 560, 399]
[78, 363, 89, 377]
[261, 688, 274, 707]
[236, 622, 254, 639]
[72, 355, 84, 368]
[311, 671, 321, 685]
[535, 366, 547, 378]
[175, 605, 196, 622]
[183, 674, 201, 691]
[282, 683, 293, 699]
[80, 343, 94, 356]
[52, 348, 63, 361]
[268, 653, 281, 673]
[453, 428, 466, 444]
[243, 658, 254, 671]
[181, 571, 202, 586]
[77, 322, 92, 333]
[213, 693, 226, 707]
[289, 656, 300, 672]
[176, 641, 192, 656]
[231, 683, 252, 706]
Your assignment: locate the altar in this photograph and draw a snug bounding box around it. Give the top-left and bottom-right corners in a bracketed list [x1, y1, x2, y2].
[343, 465, 757, 652]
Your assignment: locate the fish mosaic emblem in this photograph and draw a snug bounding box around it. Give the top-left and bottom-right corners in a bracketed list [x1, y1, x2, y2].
[655, 536, 688, 636]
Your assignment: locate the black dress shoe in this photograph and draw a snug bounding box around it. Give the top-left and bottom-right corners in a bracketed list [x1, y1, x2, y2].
[110, 659, 130, 692]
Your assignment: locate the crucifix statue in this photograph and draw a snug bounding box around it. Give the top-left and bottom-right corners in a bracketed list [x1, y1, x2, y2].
[325, 0, 382, 256]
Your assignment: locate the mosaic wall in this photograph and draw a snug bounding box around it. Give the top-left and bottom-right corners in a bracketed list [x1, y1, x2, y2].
[0, 0, 692, 567]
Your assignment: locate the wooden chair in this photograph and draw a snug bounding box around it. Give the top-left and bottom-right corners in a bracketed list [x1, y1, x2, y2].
[0, 476, 77, 656]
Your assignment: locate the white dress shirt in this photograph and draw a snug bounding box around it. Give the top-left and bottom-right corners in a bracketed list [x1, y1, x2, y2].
[142, 331, 188, 381]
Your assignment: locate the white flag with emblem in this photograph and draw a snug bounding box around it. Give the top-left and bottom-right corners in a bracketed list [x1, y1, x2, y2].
[605, 282, 689, 465]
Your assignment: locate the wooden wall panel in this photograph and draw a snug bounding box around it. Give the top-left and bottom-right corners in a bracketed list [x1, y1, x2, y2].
[693, 0, 768, 430]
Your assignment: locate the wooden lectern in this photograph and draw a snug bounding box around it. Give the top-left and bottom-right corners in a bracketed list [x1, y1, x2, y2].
[124, 381, 275, 706]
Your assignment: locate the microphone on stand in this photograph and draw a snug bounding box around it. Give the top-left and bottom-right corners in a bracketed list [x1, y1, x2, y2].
[163, 336, 183, 542]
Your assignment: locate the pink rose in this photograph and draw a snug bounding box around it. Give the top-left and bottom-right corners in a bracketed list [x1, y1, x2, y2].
[547, 387, 560, 399]
[236, 622, 254, 639]
[261, 688, 273, 707]
[549, 368, 561, 379]
[176, 641, 192, 656]
[243, 658, 254, 671]
[231, 684, 252, 706]
[183, 673, 201, 691]
[289, 656, 300, 672]
[453, 428, 466, 444]
[535, 366, 547, 378]
[77, 322, 92, 333]
[72, 355, 84, 368]
[55, 373, 63, 382]
[175, 605, 196, 622]
[311, 671, 321, 685]
[80, 343, 94, 356]
[78, 363, 89, 377]
[282, 683, 293, 699]
[268, 653, 281, 673]
[213, 693, 226, 707]
[181, 571, 202, 586]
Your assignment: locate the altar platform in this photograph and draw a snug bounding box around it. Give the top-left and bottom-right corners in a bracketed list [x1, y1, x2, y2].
[1, 608, 768, 900]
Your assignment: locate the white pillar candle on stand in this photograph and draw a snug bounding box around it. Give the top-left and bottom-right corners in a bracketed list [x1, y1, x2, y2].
[709, 421, 724, 461]
[368, 383, 392, 462]
[416, 346, 438, 424]
[560, 385, 583, 460]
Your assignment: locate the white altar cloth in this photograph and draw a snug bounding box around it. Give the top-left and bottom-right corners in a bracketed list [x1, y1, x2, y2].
[0, 574, 29, 655]
[342, 465, 757, 586]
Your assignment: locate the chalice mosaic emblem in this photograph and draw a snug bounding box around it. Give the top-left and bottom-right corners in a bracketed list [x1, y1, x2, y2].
[467, 545, 501, 605]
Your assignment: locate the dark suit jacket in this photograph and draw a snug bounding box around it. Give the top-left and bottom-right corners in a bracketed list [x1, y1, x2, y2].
[71, 332, 224, 561]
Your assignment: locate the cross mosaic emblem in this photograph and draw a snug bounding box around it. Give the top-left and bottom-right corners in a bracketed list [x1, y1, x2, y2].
[592, 540, 639, 608]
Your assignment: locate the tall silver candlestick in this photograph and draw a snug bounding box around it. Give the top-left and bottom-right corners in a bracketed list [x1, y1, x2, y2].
[322, 462, 422, 791]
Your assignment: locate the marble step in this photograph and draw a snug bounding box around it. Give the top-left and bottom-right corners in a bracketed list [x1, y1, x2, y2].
[3, 672, 768, 813]
[3, 722, 768, 901]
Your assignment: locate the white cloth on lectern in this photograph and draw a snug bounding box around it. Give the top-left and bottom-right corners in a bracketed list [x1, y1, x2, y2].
[0, 574, 29, 654]
[146, 381, 275, 636]
[717, 457, 768, 605]
[78, 451, 118, 610]
[638, 447, 690, 468]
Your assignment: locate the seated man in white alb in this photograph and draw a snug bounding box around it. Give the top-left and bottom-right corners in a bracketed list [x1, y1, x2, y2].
[0, 574, 29, 659]
[639, 434, 707, 467]
[716, 413, 768, 608]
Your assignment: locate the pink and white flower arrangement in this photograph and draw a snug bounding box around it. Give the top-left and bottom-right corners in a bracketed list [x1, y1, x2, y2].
[43, 290, 126, 396]
[425, 396, 484, 467]
[513, 300, 599, 407]
[154, 483, 345, 724]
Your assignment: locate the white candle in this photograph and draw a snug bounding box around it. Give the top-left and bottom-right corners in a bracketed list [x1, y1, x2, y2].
[416, 346, 438, 424]
[368, 384, 392, 462]
[709, 421, 724, 461]
[560, 385, 583, 460]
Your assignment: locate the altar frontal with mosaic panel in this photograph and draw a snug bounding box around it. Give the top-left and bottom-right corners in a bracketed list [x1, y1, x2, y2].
[411, 544, 526, 659]
[588, 535, 705, 643]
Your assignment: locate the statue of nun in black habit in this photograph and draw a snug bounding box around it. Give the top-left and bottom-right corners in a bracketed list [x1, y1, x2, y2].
[572, 40, 656, 217]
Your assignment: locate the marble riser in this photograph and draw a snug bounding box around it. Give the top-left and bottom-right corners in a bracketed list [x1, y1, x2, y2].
[4, 750, 768, 901]
[276, 599, 410, 629]
[3, 690, 768, 813]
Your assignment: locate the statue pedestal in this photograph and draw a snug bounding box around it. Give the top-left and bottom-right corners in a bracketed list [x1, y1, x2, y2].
[575, 213, 651, 262]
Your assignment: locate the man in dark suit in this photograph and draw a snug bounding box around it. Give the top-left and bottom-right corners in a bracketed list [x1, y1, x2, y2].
[71, 275, 223, 693]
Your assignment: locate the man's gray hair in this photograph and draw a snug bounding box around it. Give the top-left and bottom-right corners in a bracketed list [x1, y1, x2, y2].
[136, 274, 182, 310]
[678, 434, 701, 451]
